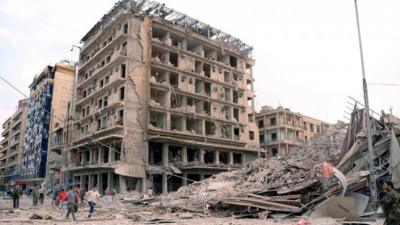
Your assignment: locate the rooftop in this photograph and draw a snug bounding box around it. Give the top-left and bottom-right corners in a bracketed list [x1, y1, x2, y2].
[81, 0, 253, 58]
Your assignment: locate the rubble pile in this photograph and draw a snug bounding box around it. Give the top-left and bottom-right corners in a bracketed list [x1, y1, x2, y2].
[152, 122, 348, 216]
[126, 109, 400, 220]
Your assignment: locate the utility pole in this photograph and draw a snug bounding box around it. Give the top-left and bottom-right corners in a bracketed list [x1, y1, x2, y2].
[354, 0, 378, 202]
[68, 44, 81, 188]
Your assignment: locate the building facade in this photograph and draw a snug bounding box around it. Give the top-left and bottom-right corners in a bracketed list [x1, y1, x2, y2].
[20, 61, 75, 185]
[0, 117, 12, 185]
[48, 107, 74, 186]
[68, 0, 259, 194]
[5, 100, 29, 184]
[256, 106, 329, 158]
[0, 100, 28, 188]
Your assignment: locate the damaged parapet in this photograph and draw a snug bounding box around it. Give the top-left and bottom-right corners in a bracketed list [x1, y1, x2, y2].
[69, 0, 258, 194]
[81, 0, 253, 58]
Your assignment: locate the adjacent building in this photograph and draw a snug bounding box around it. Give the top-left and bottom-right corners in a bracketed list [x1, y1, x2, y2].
[20, 60, 75, 186]
[67, 0, 259, 194]
[256, 106, 329, 158]
[5, 100, 29, 184]
[48, 107, 74, 186]
[0, 100, 29, 188]
[0, 117, 12, 185]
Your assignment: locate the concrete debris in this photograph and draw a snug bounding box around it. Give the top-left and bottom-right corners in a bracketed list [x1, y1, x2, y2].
[118, 110, 399, 221]
[29, 213, 53, 220]
[123, 122, 349, 218]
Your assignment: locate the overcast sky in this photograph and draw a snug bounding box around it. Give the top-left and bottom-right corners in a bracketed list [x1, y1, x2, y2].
[0, 0, 399, 127]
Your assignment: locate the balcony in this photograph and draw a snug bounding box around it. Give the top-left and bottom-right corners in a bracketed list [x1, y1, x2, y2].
[1, 129, 9, 137]
[9, 139, 19, 148]
[75, 119, 124, 143]
[0, 154, 6, 161]
[79, 31, 128, 71]
[77, 51, 128, 89]
[11, 119, 21, 130]
[1, 138, 8, 146]
[80, 10, 128, 53]
[6, 160, 16, 167]
[5, 168, 17, 177]
[151, 38, 246, 76]
[76, 76, 126, 107]
[178, 161, 241, 170]
[266, 139, 303, 146]
[48, 160, 62, 170]
[7, 149, 17, 158]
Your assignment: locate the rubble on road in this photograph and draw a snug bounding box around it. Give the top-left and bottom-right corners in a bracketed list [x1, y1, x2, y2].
[139, 121, 350, 217]
[121, 107, 399, 221]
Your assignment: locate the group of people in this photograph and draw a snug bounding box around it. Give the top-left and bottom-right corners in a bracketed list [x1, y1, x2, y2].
[54, 185, 100, 221]
[11, 184, 101, 221]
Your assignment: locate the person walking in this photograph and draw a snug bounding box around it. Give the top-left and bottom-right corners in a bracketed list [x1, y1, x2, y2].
[11, 185, 22, 208]
[74, 185, 80, 212]
[65, 186, 78, 221]
[32, 187, 39, 206]
[86, 186, 100, 218]
[38, 186, 45, 205]
[112, 187, 117, 202]
[79, 187, 86, 206]
[379, 180, 400, 225]
[51, 185, 60, 207]
[56, 188, 68, 216]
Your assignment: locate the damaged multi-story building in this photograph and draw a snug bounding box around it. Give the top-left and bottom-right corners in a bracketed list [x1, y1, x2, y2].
[256, 105, 330, 158]
[68, 0, 259, 194]
[20, 60, 75, 186]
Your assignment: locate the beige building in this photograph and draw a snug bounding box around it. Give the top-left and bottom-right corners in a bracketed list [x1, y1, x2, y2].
[48, 116, 74, 186]
[68, 0, 259, 194]
[0, 99, 28, 187]
[256, 106, 329, 158]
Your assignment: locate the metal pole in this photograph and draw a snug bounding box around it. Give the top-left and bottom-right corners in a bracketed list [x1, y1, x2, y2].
[354, 0, 378, 202]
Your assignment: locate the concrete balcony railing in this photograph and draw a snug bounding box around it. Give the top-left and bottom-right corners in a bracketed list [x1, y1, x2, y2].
[265, 139, 304, 146]
[76, 74, 126, 106]
[77, 50, 128, 89]
[9, 139, 19, 147]
[80, 10, 128, 53]
[5, 168, 17, 177]
[6, 160, 17, 167]
[0, 154, 7, 160]
[7, 150, 17, 158]
[48, 160, 62, 169]
[80, 30, 128, 71]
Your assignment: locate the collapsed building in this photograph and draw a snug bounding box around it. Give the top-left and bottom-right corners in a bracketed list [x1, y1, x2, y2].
[123, 108, 400, 220]
[67, 0, 259, 194]
[20, 60, 75, 186]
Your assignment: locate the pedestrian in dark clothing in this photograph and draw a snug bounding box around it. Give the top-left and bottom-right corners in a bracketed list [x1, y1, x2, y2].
[65, 186, 78, 221]
[379, 180, 400, 225]
[38, 186, 45, 205]
[74, 185, 80, 212]
[80, 188, 86, 206]
[32, 188, 39, 206]
[52, 185, 60, 207]
[11, 186, 21, 208]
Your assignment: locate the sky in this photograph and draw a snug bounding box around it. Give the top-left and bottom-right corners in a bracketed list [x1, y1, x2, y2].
[0, 0, 399, 127]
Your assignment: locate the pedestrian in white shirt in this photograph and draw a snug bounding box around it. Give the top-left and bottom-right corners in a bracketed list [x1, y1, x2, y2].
[86, 186, 100, 218]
